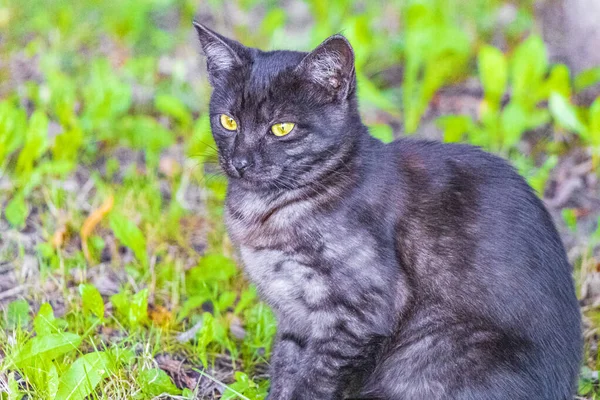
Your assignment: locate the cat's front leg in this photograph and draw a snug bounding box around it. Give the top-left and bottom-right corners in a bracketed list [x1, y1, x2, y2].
[268, 333, 349, 400]
[267, 332, 305, 400]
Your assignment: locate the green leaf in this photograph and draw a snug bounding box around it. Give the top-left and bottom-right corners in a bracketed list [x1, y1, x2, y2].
[548, 92, 588, 137]
[368, 124, 394, 143]
[13, 333, 81, 366]
[543, 64, 571, 99]
[53, 127, 83, 165]
[79, 284, 105, 319]
[562, 209, 578, 233]
[188, 254, 238, 284]
[574, 67, 600, 93]
[155, 94, 192, 127]
[34, 303, 61, 336]
[511, 35, 547, 107]
[356, 73, 398, 115]
[110, 292, 129, 320]
[5, 194, 28, 229]
[0, 101, 27, 162]
[500, 102, 529, 149]
[7, 372, 21, 400]
[187, 114, 217, 161]
[129, 289, 149, 327]
[259, 8, 286, 40]
[589, 97, 600, 146]
[46, 362, 60, 400]
[478, 45, 507, 108]
[137, 368, 181, 398]
[109, 213, 148, 269]
[7, 299, 30, 328]
[16, 110, 49, 176]
[197, 312, 215, 368]
[55, 352, 115, 400]
[110, 290, 148, 328]
[436, 115, 474, 143]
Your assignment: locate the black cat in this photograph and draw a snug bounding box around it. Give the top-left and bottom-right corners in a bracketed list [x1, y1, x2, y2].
[193, 22, 582, 400]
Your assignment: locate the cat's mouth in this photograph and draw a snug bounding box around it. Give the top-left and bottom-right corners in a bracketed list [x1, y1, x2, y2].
[224, 164, 285, 189]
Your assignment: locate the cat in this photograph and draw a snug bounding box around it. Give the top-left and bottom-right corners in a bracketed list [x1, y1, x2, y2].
[193, 22, 582, 400]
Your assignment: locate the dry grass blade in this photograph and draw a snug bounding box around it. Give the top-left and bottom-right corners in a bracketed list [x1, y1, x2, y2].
[81, 194, 114, 263]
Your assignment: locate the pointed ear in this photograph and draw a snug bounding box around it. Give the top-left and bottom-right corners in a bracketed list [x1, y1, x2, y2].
[193, 21, 249, 84]
[296, 35, 356, 99]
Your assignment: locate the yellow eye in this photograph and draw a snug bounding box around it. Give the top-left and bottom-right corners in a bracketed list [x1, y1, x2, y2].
[271, 122, 295, 137]
[220, 114, 238, 131]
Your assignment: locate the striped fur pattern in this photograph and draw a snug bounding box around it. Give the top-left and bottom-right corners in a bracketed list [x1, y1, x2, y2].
[194, 23, 582, 400]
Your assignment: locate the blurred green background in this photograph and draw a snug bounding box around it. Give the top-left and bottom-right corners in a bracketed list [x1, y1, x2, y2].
[1, 0, 600, 399]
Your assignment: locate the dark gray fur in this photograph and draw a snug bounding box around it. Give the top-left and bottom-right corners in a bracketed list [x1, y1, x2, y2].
[193, 22, 582, 400]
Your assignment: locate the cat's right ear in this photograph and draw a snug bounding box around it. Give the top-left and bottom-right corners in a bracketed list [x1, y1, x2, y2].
[296, 34, 356, 100]
[193, 21, 248, 84]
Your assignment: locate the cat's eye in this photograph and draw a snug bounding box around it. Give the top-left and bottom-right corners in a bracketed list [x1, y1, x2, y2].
[271, 122, 295, 137]
[220, 114, 238, 131]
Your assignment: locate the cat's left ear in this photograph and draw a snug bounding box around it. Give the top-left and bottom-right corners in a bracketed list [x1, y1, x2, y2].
[193, 21, 250, 85]
[297, 35, 356, 99]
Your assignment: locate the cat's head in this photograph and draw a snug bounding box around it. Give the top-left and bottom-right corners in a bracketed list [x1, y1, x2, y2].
[194, 22, 361, 191]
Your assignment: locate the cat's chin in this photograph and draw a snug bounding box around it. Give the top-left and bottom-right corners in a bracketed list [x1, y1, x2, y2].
[229, 175, 286, 191]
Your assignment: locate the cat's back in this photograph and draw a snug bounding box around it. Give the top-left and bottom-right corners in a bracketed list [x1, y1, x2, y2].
[383, 138, 578, 320]
[369, 138, 581, 398]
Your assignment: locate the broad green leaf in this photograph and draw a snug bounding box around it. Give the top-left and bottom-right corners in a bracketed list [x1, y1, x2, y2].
[543, 64, 571, 99]
[188, 254, 238, 284]
[55, 352, 115, 400]
[511, 35, 547, 107]
[7, 299, 30, 328]
[562, 209, 578, 233]
[222, 372, 258, 400]
[53, 127, 83, 165]
[178, 294, 209, 322]
[46, 362, 60, 400]
[109, 213, 148, 268]
[187, 114, 217, 161]
[501, 102, 528, 149]
[590, 97, 600, 146]
[13, 333, 81, 366]
[197, 312, 215, 368]
[8, 372, 20, 400]
[478, 45, 507, 108]
[129, 289, 149, 327]
[356, 74, 398, 115]
[155, 94, 192, 127]
[0, 101, 27, 162]
[16, 110, 49, 176]
[34, 303, 59, 336]
[437, 115, 474, 143]
[548, 92, 588, 137]
[575, 67, 600, 93]
[369, 124, 394, 143]
[234, 287, 257, 315]
[259, 8, 286, 41]
[137, 368, 181, 398]
[216, 291, 237, 312]
[110, 292, 129, 321]
[79, 284, 105, 319]
[5, 194, 28, 229]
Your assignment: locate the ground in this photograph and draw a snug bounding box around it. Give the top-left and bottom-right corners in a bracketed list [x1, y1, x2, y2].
[1, 1, 600, 399]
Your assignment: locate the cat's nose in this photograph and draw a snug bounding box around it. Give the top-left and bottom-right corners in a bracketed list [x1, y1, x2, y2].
[232, 156, 252, 176]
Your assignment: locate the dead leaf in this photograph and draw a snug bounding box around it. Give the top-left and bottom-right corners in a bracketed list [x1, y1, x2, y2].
[81, 195, 114, 263]
[149, 304, 173, 327]
[51, 224, 67, 249]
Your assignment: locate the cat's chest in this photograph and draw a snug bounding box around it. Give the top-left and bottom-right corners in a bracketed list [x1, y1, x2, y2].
[239, 246, 331, 315]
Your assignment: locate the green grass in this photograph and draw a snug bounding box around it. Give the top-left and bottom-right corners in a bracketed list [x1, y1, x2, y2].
[1, 0, 600, 399]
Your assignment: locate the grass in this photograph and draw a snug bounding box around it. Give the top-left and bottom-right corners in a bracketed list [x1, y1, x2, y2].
[1, 0, 600, 399]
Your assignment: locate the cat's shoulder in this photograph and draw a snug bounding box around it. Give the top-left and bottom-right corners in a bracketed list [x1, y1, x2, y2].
[386, 137, 516, 177]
